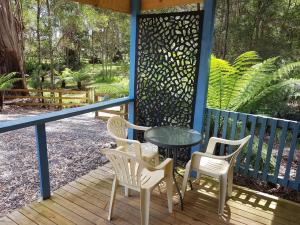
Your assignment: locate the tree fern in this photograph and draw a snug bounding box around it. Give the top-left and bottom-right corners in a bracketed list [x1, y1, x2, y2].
[207, 52, 300, 116]
[0, 73, 21, 90]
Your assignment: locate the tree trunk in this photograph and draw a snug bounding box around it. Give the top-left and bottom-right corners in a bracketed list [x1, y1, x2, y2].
[77, 81, 81, 90]
[46, 0, 55, 89]
[0, 0, 26, 89]
[0, 91, 4, 111]
[222, 0, 230, 59]
[36, 0, 42, 88]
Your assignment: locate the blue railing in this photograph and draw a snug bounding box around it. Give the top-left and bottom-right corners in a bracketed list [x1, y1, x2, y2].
[203, 108, 300, 190]
[0, 97, 133, 199]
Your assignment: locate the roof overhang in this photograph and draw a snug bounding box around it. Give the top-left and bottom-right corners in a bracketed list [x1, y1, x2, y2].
[70, 0, 204, 13]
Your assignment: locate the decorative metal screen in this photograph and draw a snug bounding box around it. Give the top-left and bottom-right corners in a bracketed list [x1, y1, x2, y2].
[135, 11, 204, 163]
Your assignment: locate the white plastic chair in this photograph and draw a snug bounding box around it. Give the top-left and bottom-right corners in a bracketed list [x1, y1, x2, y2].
[101, 147, 173, 225]
[107, 116, 160, 165]
[181, 135, 251, 215]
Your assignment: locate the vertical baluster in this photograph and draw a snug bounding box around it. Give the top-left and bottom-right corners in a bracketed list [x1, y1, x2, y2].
[253, 117, 267, 178]
[220, 111, 229, 155]
[295, 155, 300, 190]
[244, 115, 257, 175]
[35, 124, 51, 199]
[228, 112, 238, 154]
[273, 121, 288, 183]
[283, 123, 299, 186]
[263, 119, 277, 181]
[235, 113, 248, 173]
[204, 108, 212, 150]
[213, 109, 220, 137]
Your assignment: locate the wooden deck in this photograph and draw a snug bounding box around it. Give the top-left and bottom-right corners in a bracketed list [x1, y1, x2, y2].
[1, 163, 300, 225]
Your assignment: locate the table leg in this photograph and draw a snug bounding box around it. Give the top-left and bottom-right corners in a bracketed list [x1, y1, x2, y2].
[171, 149, 184, 210]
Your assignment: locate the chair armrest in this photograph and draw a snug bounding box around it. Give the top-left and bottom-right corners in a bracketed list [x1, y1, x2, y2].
[127, 123, 151, 131]
[100, 146, 125, 154]
[192, 152, 231, 160]
[209, 136, 250, 146]
[109, 132, 141, 145]
[146, 158, 173, 177]
[154, 158, 173, 170]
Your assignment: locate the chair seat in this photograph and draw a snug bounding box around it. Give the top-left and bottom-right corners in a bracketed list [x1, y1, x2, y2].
[141, 169, 164, 189]
[198, 157, 230, 178]
[128, 142, 158, 160]
[141, 142, 158, 157]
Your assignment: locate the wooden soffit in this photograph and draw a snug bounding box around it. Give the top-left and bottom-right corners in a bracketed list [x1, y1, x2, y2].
[70, 0, 204, 13]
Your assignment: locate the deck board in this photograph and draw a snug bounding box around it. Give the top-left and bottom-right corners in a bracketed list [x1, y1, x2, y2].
[1, 163, 300, 225]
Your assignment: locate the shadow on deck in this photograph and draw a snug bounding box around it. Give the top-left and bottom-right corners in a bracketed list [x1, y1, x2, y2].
[1, 163, 300, 225]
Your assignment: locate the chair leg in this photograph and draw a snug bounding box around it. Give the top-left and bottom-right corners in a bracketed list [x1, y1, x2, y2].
[108, 176, 118, 221]
[218, 174, 227, 215]
[181, 160, 191, 199]
[166, 175, 173, 213]
[125, 187, 130, 197]
[227, 169, 233, 197]
[140, 189, 151, 225]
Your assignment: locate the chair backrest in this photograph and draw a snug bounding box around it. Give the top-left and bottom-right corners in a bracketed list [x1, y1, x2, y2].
[102, 147, 146, 190]
[107, 116, 129, 139]
[107, 116, 130, 147]
[226, 136, 251, 167]
[206, 135, 251, 167]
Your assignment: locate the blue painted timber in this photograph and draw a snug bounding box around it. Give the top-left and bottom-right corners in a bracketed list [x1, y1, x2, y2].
[273, 122, 288, 183]
[0, 97, 132, 133]
[235, 113, 247, 172]
[128, 0, 140, 139]
[244, 115, 257, 174]
[35, 124, 51, 199]
[220, 111, 229, 154]
[228, 112, 238, 153]
[253, 117, 267, 178]
[262, 119, 277, 180]
[192, 0, 216, 153]
[283, 123, 299, 186]
[203, 107, 300, 191]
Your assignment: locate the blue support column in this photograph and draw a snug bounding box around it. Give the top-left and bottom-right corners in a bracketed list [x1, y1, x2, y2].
[192, 0, 217, 153]
[128, 0, 141, 139]
[35, 124, 51, 199]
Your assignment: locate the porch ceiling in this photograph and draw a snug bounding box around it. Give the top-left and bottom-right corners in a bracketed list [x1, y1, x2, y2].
[70, 0, 204, 13]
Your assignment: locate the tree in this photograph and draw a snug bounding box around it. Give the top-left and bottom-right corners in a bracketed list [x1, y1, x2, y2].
[207, 51, 300, 119]
[0, 0, 26, 89]
[46, 0, 55, 89]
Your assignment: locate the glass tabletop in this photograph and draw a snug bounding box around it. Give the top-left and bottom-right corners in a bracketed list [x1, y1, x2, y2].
[144, 126, 202, 148]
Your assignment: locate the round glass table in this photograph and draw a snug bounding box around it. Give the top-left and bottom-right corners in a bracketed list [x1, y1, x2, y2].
[144, 126, 202, 210]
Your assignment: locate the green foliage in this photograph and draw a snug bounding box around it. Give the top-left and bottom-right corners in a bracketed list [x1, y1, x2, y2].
[208, 51, 260, 109]
[208, 52, 300, 119]
[0, 73, 21, 90]
[59, 68, 90, 90]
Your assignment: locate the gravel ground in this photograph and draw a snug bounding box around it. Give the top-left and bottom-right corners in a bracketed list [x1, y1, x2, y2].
[0, 106, 112, 217]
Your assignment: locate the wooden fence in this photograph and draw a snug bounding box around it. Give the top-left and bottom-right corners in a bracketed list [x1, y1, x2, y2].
[3, 89, 91, 109]
[94, 93, 128, 119]
[2, 89, 128, 118]
[203, 107, 300, 191]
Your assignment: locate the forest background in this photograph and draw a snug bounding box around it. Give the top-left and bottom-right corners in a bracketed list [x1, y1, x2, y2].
[0, 0, 299, 120]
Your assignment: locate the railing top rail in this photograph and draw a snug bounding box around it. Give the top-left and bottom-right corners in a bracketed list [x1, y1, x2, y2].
[207, 107, 299, 124]
[0, 97, 133, 133]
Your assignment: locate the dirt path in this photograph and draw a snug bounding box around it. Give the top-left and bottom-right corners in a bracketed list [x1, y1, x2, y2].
[0, 106, 112, 216]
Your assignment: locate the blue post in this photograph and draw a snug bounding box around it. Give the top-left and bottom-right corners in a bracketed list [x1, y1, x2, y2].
[35, 124, 51, 199]
[192, 0, 216, 153]
[128, 0, 141, 139]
